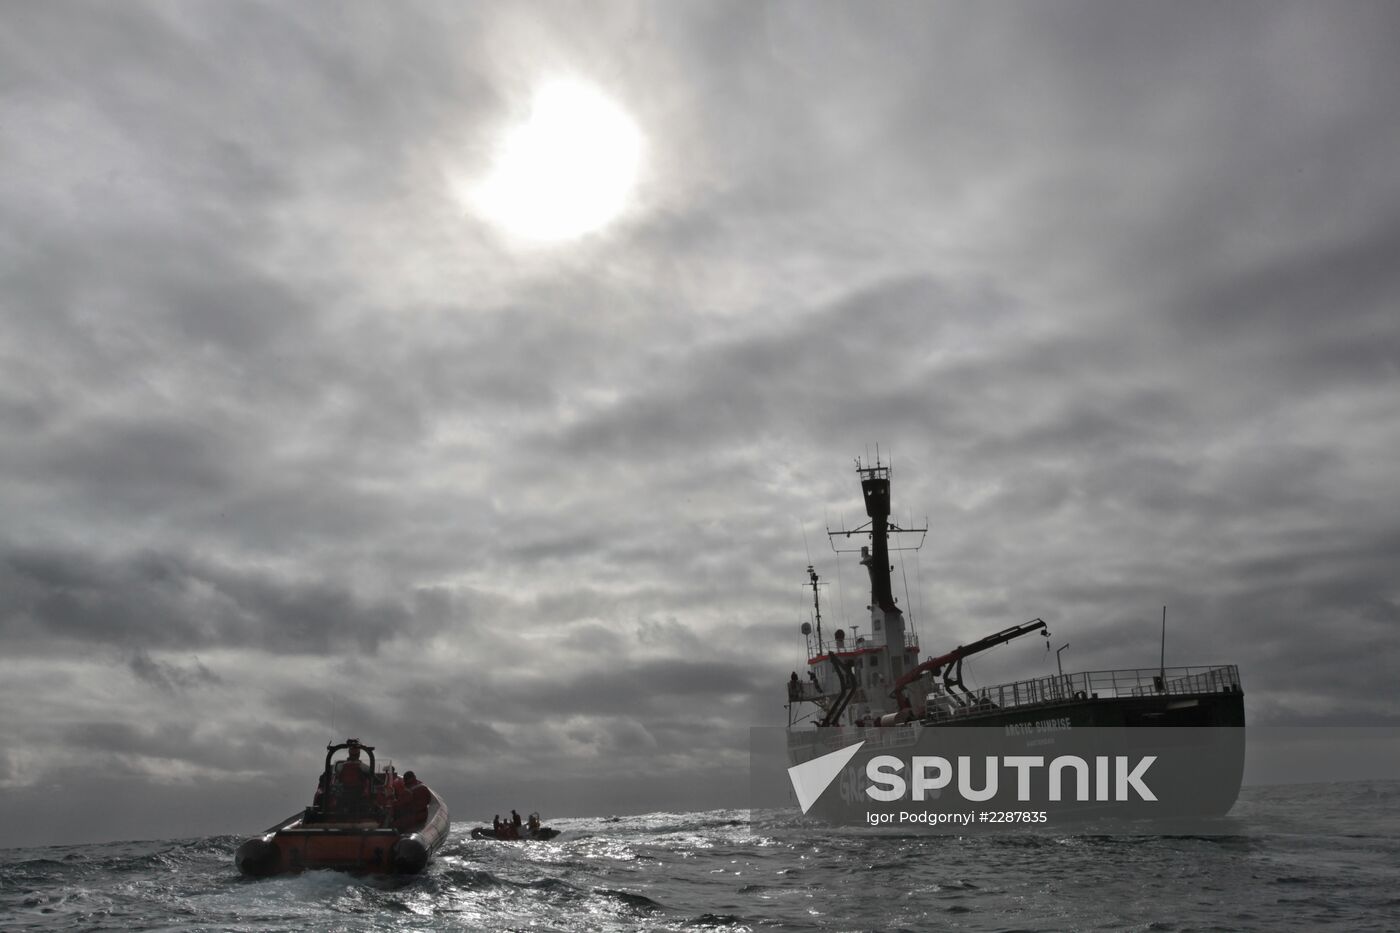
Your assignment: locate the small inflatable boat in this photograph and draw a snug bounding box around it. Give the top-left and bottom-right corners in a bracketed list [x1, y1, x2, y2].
[236, 739, 450, 877]
[471, 813, 560, 841]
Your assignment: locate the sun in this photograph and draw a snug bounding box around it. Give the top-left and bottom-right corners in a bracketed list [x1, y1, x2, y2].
[472, 80, 643, 242]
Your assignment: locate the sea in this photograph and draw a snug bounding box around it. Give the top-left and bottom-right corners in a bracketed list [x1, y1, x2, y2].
[3, 782, 1398, 932]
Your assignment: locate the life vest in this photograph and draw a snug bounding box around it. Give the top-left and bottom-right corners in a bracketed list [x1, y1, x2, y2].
[324, 760, 373, 815]
[395, 781, 429, 827]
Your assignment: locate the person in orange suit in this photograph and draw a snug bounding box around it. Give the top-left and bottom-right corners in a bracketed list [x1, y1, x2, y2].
[398, 770, 431, 830]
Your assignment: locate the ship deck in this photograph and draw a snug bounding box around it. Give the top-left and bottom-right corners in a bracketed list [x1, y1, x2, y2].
[922, 664, 1241, 722]
[790, 663, 1242, 719]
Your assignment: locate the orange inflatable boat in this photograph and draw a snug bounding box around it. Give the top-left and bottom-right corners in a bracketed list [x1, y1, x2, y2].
[235, 739, 450, 877]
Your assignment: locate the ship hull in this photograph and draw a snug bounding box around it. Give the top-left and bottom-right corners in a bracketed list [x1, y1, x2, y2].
[787, 690, 1245, 825]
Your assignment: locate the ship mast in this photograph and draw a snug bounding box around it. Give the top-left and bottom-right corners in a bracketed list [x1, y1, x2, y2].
[783, 454, 934, 728]
[807, 564, 824, 652]
[827, 454, 927, 627]
[860, 459, 899, 616]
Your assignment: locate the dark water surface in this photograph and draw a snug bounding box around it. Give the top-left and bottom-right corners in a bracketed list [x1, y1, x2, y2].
[3, 782, 1398, 931]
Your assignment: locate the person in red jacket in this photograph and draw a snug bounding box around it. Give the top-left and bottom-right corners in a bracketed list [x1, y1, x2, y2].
[338, 746, 372, 787]
[320, 745, 373, 815]
[398, 771, 431, 830]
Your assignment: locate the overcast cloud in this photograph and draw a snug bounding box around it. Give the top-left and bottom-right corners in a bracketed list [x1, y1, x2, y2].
[2, 1, 1398, 847]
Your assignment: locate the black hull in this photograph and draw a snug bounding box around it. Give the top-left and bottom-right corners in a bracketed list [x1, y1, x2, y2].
[933, 687, 1245, 729]
[787, 691, 1246, 826]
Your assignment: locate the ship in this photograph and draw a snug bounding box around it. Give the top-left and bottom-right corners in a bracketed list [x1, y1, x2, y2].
[783, 458, 1245, 824]
[235, 739, 450, 877]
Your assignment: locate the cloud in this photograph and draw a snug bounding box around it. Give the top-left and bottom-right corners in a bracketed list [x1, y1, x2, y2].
[1, 546, 423, 654]
[127, 648, 223, 693]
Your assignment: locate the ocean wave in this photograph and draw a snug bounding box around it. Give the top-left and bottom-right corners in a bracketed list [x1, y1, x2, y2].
[2, 795, 1398, 932]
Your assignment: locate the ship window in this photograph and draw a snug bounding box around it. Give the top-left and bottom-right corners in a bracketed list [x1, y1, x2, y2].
[873, 619, 882, 631]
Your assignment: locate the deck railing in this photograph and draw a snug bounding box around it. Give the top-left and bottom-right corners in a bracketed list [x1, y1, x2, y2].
[924, 665, 1241, 721]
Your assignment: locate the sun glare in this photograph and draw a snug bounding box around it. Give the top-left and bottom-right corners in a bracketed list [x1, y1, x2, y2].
[472, 80, 643, 242]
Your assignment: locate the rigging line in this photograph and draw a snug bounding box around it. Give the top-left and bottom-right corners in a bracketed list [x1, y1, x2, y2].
[898, 548, 915, 640]
[913, 536, 926, 642]
[834, 545, 848, 631]
[796, 577, 813, 670]
[962, 656, 980, 693]
[795, 601, 804, 673]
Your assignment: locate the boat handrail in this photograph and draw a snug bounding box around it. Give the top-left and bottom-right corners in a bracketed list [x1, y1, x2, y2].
[921, 664, 1241, 720]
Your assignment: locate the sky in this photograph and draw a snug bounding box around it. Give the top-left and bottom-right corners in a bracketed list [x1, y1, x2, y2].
[2, 1, 1398, 847]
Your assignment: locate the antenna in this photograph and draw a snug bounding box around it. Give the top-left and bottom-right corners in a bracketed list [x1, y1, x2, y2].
[806, 564, 827, 651]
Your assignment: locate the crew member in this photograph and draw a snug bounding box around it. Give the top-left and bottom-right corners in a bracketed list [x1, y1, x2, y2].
[398, 770, 431, 830]
[323, 744, 374, 815]
[337, 744, 373, 801]
[341, 745, 371, 779]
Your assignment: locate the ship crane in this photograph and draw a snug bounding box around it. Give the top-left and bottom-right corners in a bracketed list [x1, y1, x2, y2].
[817, 652, 858, 727]
[887, 619, 1049, 722]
